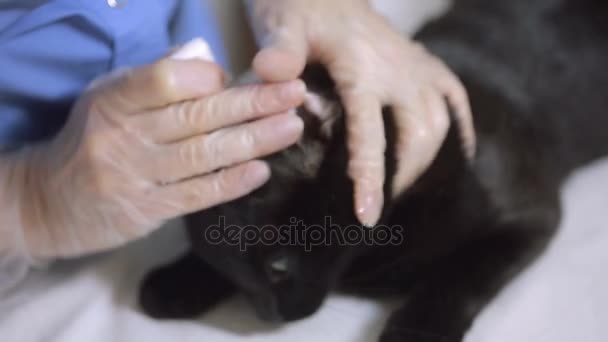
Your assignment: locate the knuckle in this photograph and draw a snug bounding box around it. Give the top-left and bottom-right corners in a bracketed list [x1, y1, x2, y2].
[237, 129, 258, 152]
[350, 138, 387, 159]
[184, 182, 208, 206]
[199, 96, 220, 127]
[398, 122, 431, 148]
[178, 139, 207, 171]
[394, 107, 419, 130]
[86, 82, 122, 115]
[173, 102, 198, 128]
[199, 169, 244, 206]
[267, 82, 291, 106]
[249, 82, 291, 114]
[425, 94, 451, 133]
[350, 168, 385, 189]
[212, 170, 233, 197]
[348, 158, 384, 179]
[205, 132, 226, 158]
[431, 110, 451, 134]
[246, 85, 270, 114]
[414, 124, 433, 143]
[430, 115, 450, 137]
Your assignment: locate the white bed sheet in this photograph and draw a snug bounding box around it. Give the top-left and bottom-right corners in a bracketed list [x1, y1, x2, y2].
[2, 1, 607, 341]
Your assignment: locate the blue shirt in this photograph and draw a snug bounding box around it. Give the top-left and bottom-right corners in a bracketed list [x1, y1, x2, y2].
[0, 0, 227, 150]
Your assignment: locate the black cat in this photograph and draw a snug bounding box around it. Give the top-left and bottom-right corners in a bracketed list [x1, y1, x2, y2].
[139, 0, 608, 340]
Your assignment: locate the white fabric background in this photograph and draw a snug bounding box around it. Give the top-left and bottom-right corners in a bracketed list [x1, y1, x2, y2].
[1, 1, 607, 341]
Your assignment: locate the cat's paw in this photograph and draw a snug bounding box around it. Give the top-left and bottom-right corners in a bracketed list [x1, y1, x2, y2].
[140, 281, 196, 319]
[139, 269, 206, 319]
[139, 254, 236, 319]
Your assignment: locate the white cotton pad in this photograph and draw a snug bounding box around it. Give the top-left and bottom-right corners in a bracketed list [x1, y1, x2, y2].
[169, 38, 216, 62]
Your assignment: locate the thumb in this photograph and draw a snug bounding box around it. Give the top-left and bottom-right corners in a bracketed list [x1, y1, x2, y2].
[253, 28, 308, 82]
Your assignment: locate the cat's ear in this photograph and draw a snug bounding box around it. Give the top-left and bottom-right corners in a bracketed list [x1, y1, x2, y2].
[233, 67, 342, 140]
[302, 92, 341, 140]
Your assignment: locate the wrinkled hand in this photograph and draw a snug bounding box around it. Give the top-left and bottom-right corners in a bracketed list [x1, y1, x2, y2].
[249, 0, 475, 226]
[5, 53, 306, 258]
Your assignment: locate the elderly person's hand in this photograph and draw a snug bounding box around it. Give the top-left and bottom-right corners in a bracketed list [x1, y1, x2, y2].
[0, 50, 306, 259]
[248, 0, 475, 226]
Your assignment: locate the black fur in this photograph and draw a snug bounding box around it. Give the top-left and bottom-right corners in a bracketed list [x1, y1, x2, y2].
[139, 0, 608, 340]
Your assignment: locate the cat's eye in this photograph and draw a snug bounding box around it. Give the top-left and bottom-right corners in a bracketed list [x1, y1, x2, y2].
[266, 255, 290, 284]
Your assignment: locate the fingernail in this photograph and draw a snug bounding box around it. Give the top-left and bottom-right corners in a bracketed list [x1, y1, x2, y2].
[356, 189, 384, 227]
[280, 80, 307, 102]
[244, 161, 271, 188]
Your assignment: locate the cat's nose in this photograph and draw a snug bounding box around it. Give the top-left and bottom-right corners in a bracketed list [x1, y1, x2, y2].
[266, 254, 291, 284]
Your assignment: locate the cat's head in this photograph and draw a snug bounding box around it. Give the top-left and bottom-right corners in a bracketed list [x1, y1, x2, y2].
[186, 66, 395, 322]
